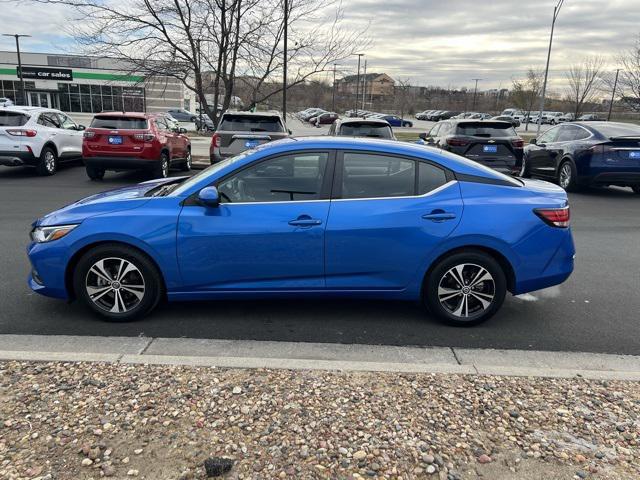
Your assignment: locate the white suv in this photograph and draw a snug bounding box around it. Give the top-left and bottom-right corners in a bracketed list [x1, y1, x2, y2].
[0, 107, 85, 175]
[0, 97, 14, 107]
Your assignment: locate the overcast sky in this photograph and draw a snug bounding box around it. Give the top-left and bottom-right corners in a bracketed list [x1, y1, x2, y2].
[2, 0, 639, 92]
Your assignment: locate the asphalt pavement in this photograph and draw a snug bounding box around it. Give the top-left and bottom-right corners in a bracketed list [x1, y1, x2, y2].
[1, 152, 639, 355]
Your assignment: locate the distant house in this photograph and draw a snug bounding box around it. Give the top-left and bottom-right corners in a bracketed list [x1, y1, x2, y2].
[335, 73, 395, 100]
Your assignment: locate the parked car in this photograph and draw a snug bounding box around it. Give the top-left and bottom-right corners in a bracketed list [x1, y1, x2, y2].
[328, 118, 395, 139]
[433, 111, 461, 122]
[0, 106, 84, 175]
[542, 112, 564, 125]
[210, 111, 289, 163]
[492, 115, 521, 128]
[195, 114, 215, 131]
[577, 114, 602, 121]
[301, 108, 326, 122]
[501, 108, 521, 117]
[311, 112, 339, 125]
[165, 108, 198, 123]
[375, 115, 413, 127]
[420, 120, 524, 174]
[468, 113, 493, 120]
[0, 97, 14, 107]
[521, 121, 640, 193]
[416, 110, 433, 120]
[426, 110, 445, 121]
[27, 137, 574, 326]
[557, 113, 575, 123]
[83, 112, 191, 180]
[159, 113, 181, 130]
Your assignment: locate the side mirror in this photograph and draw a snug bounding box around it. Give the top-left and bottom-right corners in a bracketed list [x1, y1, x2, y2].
[529, 138, 537, 145]
[198, 186, 220, 208]
[419, 132, 427, 140]
[179, 127, 187, 134]
[77, 125, 86, 131]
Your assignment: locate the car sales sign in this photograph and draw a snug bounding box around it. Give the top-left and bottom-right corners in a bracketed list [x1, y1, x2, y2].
[18, 67, 73, 81]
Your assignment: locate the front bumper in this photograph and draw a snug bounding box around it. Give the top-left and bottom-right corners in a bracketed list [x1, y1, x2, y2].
[0, 150, 38, 167]
[84, 156, 157, 171]
[27, 239, 72, 300]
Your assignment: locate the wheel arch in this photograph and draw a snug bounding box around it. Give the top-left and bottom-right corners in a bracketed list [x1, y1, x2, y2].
[64, 240, 168, 301]
[422, 245, 516, 295]
[41, 141, 59, 157]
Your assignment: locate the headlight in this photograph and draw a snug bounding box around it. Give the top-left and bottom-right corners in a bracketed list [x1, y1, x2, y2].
[30, 224, 78, 243]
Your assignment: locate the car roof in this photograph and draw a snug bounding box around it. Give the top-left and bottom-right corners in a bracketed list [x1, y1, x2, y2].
[96, 111, 148, 118]
[223, 110, 283, 117]
[1, 106, 52, 114]
[337, 118, 391, 126]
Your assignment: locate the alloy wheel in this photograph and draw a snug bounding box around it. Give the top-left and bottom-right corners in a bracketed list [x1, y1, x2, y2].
[161, 155, 169, 178]
[559, 163, 572, 189]
[437, 263, 495, 319]
[186, 151, 192, 169]
[85, 257, 146, 314]
[45, 151, 56, 173]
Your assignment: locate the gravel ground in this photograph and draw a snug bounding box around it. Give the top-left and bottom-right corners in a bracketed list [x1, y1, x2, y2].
[1, 361, 638, 480]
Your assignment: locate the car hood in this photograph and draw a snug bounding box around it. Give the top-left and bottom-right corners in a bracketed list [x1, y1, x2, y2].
[35, 177, 185, 227]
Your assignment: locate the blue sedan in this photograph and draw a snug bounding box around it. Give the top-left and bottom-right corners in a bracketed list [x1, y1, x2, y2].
[376, 115, 413, 127]
[27, 137, 575, 326]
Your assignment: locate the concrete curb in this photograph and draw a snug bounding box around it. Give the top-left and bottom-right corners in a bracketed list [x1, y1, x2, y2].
[1, 335, 639, 380]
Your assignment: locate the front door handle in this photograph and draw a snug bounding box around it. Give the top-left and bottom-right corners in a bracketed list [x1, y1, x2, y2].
[288, 215, 322, 227]
[422, 210, 457, 222]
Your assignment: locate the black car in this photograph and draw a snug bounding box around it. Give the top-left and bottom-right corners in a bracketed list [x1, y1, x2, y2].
[420, 120, 524, 174]
[492, 115, 521, 128]
[328, 118, 395, 139]
[433, 111, 461, 122]
[522, 121, 640, 193]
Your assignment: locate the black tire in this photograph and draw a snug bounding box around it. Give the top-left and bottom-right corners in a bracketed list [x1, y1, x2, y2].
[36, 146, 57, 176]
[86, 165, 105, 180]
[153, 151, 170, 178]
[632, 185, 640, 194]
[557, 159, 579, 192]
[424, 251, 507, 327]
[181, 149, 192, 171]
[519, 154, 531, 178]
[73, 243, 164, 322]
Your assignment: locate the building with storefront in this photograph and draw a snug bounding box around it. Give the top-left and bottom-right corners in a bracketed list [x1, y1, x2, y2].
[0, 51, 184, 114]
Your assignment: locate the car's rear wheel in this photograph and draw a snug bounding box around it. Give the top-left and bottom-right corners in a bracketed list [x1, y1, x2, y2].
[424, 251, 506, 326]
[632, 185, 640, 194]
[181, 149, 192, 171]
[153, 152, 170, 178]
[36, 147, 57, 176]
[519, 154, 531, 178]
[86, 165, 105, 180]
[558, 159, 578, 192]
[73, 244, 163, 322]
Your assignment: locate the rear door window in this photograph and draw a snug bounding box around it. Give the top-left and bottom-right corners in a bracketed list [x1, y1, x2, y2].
[340, 153, 415, 199]
[0, 111, 29, 126]
[456, 122, 516, 137]
[90, 116, 148, 129]
[219, 114, 284, 133]
[339, 122, 393, 138]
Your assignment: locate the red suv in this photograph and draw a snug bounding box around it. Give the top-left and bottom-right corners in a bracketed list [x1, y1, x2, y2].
[82, 112, 191, 180]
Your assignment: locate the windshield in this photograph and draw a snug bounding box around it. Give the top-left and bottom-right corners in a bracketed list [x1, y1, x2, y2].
[171, 149, 254, 196]
[91, 116, 148, 129]
[220, 114, 284, 132]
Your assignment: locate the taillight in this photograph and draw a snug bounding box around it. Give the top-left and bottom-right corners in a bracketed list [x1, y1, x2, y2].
[446, 137, 469, 147]
[511, 138, 524, 148]
[7, 129, 37, 137]
[133, 132, 155, 141]
[211, 133, 221, 148]
[534, 206, 570, 228]
[589, 144, 614, 155]
[83, 131, 95, 139]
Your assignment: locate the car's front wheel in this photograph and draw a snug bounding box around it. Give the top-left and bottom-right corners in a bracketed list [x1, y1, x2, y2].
[424, 251, 507, 326]
[73, 244, 163, 322]
[153, 152, 170, 178]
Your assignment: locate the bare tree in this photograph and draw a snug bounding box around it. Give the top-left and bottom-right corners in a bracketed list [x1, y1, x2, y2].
[510, 68, 543, 131]
[565, 56, 605, 118]
[605, 35, 640, 111]
[393, 78, 416, 120]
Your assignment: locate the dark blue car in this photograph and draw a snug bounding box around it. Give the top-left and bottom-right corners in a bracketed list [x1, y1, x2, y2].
[27, 137, 574, 325]
[522, 121, 640, 193]
[376, 115, 413, 127]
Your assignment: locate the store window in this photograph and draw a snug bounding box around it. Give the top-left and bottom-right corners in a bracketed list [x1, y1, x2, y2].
[51, 81, 145, 113]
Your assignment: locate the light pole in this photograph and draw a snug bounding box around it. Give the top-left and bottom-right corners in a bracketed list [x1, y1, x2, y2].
[536, 0, 565, 136]
[3, 33, 31, 105]
[361, 59, 367, 110]
[471, 78, 482, 111]
[332, 63, 339, 112]
[607, 68, 621, 121]
[354, 53, 364, 116]
[282, 0, 288, 121]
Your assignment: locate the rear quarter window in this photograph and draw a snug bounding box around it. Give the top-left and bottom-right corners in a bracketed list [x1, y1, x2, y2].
[219, 115, 283, 132]
[90, 116, 148, 129]
[0, 111, 29, 126]
[457, 122, 516, 137]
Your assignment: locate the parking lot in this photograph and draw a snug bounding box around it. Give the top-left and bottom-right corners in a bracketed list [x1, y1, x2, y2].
[1, 152, 639, 355]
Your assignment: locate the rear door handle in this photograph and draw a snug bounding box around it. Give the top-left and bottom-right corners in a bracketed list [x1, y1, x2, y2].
[288, 215, 322, 227]
[422, 210, 457, 222]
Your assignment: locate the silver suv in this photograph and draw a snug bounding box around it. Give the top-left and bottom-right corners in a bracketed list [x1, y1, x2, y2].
[210, 111, 290, 164]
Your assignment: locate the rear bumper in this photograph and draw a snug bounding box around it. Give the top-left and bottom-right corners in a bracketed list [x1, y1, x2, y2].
[584, 172, 640, 187]
[0, 150, 38, 167]
[84, 156, 157, 170]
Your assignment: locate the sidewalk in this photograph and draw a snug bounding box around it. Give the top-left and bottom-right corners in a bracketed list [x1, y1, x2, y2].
[1, 336, 639, 479]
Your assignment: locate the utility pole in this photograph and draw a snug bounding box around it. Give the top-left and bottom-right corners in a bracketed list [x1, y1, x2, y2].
[197, 38, 203, 131]
[471, 78, 481, 111]
[361, 59, 367, 110]
[332, 63, 338, 112]
[3, 33, 31, 105]
[282, 0, 288, 121]
[607, 68, 621, 121]
[354, 53, 364, 116]
[537, 0, 565, 136]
